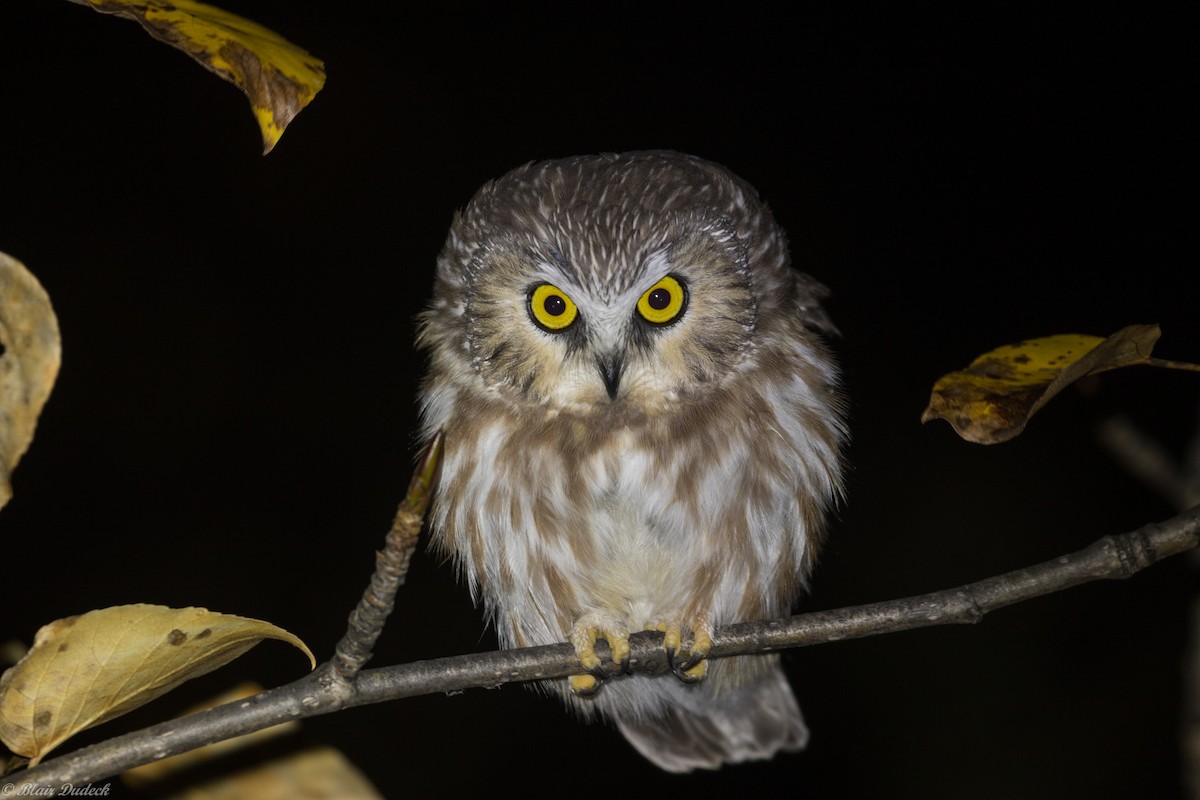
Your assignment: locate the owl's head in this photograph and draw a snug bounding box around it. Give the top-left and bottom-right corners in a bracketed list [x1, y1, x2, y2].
[419, 151, 828, 415]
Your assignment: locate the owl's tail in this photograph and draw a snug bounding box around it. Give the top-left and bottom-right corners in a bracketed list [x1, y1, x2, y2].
[614, 662, 808, 773]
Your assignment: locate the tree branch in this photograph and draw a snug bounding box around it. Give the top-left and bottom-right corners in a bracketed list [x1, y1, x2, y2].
[329, 432, 442, 681]
[9, 504, 1200, 794]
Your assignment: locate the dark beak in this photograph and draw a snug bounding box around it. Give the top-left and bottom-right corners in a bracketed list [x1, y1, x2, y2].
[598, 354, 623, 400]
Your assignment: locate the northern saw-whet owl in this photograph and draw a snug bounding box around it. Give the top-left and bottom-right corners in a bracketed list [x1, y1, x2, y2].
[417, 151, 846, 772]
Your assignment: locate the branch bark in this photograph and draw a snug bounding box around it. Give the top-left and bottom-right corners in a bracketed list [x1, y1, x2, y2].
[9, 504, 1200, 793]
[329, 432, 442, 682]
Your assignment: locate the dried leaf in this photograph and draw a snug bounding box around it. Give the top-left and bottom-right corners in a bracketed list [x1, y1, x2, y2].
[76, 0, 326, 153]
[0, 605, 315, 765]
[921, 325, 1163, 444]
[0, 251, 61, 510]
[144, 746, 384, 800]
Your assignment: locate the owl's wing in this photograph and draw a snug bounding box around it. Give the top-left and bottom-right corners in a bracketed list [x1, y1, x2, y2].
[794, 271, 840, 337]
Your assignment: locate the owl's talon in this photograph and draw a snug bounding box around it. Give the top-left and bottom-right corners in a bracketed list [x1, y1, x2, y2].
[666, 647, 706, 683]
[569, 674, 602, 697]
[673, 656, 708, 683]
[569, 662, 613, 697]
[678, 625, 713, 682]
[678, 650, 704, 673]
[651, 618, 712, 684]
[652, 621, 683, 656]
[570, 613, 632, 695]
[664, 642, 681, 672]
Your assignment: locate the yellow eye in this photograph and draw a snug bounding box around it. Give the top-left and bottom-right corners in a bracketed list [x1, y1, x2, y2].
[636, 275, 687, 325]
[528, 283, 579, 332]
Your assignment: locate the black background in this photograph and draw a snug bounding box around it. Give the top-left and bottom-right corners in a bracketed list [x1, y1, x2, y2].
[2, 3, 1196, 798]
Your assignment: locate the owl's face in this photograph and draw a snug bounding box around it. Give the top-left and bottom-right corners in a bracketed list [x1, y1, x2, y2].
[459, 220, 758, 412]
[421, 152, 802, 416]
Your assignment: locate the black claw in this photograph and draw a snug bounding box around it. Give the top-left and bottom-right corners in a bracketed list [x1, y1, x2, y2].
[673, 662, 702, 684]
[678, 650, 705, 673]
[665, 646, 698, 683]
[665, 642, 705, 684]
[665, 644, 679, 673]
[618, 652, 631, 675]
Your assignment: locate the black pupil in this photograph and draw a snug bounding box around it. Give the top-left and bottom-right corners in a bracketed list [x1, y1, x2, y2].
[543, 294, 567, 316]
[648, 288, 671, 310]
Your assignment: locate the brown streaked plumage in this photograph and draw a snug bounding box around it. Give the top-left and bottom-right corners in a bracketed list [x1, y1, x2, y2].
[418, 151, 846, 772]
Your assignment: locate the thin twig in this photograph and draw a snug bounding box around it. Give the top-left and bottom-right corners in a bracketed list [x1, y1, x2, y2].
[329, 432, 442, 681]
[10, 504, 1200, 794]
[1097, 415, 1194, 510]
[1096, 393, 1200, 513]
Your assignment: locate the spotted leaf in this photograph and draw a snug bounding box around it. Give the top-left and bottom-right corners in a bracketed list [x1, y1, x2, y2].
[0, 605, 314, 765]
[0, 251, 61, 510]
[921, 325, 1166, 444]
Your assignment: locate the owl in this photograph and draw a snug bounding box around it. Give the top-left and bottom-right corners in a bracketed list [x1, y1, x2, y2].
[417, 151, 846, 772]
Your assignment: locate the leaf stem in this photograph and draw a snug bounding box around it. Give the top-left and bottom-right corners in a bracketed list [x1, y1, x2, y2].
[1144, 357, 1200, 373]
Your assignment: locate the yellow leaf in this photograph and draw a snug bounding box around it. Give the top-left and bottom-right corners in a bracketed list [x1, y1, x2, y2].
[128, 746, 383, 800]
[921, 324, 1164, 444]
[0, 605, 315, 765]
[0, 251, 61, 510]
[77, 0, 326, 153]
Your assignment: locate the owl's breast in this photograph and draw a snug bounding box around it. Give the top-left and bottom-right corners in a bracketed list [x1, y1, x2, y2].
[430, 362, 842, 642]
[485, 424, 697, 627]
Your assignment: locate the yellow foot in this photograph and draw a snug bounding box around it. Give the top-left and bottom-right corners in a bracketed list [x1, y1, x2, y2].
[649, 618, 713, 684]
[568, 674, 601, 696]
[569, 613, 631, 696]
